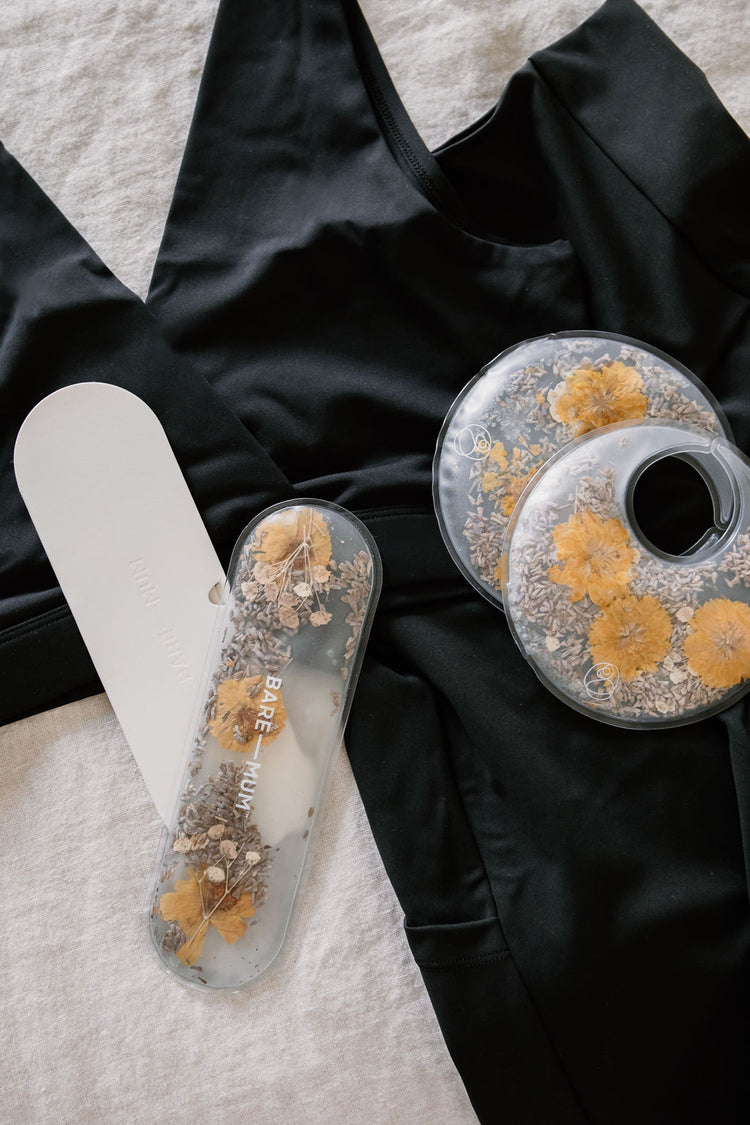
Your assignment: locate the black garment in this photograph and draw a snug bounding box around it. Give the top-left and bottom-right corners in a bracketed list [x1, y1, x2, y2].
[2, 1, 750, 1121]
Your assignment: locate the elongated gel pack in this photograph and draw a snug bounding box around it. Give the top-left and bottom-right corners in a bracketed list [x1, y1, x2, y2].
[148, 500, 381, 988]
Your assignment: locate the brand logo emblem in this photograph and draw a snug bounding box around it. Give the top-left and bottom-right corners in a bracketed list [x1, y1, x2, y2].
[584, 662, 619, 700]
[453, 424, 492, 460]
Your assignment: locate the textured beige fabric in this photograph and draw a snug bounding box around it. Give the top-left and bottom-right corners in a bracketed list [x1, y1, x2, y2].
[0, 2, 747, 1122]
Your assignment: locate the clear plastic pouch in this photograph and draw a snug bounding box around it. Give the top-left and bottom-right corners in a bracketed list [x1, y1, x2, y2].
[433, 332, 729, 608]
[502, 420, 750, 728]
[148, 500, 381, 988]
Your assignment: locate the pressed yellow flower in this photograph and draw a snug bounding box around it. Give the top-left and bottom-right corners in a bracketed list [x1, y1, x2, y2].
[487, 441, 508, 470]
[549, 509, 637, 605]
[492, 553, 509, 589]
[499, 466, 538, 517]
[481, 470, 503, 493]
[683, 598, 750, 689]
[159, 868, 256, 967]
[252, 508, 332, 570]
[588, 594, 672, 681]
[548, 360, 648, 435]
[209, 675, 287, 752]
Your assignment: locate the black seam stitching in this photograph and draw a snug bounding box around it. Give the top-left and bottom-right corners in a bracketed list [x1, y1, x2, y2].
[0, 603, 72, 648]
[416, 950, 512, 973]
[357, 58, 447, 213]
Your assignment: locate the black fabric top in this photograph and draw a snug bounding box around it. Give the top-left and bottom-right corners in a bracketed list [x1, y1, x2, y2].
[2, 1, 750, 1121]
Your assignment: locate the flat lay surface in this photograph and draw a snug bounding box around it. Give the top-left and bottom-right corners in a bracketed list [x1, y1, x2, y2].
[1, 2, 749, 1122]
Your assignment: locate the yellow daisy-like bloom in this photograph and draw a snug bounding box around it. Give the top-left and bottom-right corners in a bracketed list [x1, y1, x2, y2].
[159, 868, 256, 967]
[549, 509, 637, 605]
[548, 360, 648, 435]
[682, 598, 750, 689]
[588, 594, 672, 682]
[209, 675, 287, 752]
[252, 507, 332, 570]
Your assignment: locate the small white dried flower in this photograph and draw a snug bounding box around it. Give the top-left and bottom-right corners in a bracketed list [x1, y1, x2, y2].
[245, 851, 262, 867]
[172, 836, 192, 854]
[310, 609, 332, 627]
[240, 580, 259, 600]
[293, 581, 312, 598]
[220, 839, 238, 860]
[264, 581, 281, 602]
[311, 564, 330, 584]
[278, 607, 300, 629]
[206, 866, 225, 884]
[207, 823, 225, 840]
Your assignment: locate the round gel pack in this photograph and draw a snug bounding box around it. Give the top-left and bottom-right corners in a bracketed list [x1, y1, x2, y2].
[148, 500, 381, 988]
[501, 419, 750, 728]
[433, 332, 730, 608]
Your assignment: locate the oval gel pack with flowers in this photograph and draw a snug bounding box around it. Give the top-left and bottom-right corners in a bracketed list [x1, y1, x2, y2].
[501, 420, 750, 728]
[148, 500, 381, 988]
[433, 332, 729, 608]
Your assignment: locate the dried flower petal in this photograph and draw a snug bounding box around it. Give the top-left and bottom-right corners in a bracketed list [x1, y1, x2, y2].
[209, 676, 287, 751]
[588, 594, 672, 681]
[293, 581, 312, 598]
[207, 823, 225, 840]
[548, 360, 648, 435]
[278, 606, 300, 629]
[311, 564, 330, 584]
[159, 869, 256, 967]
[310, 609, 332, 626]
[220, 839, 238, 860]
[487, 441, 508, 470]
[682, 598, 750, 688]
[206, 866, 225, 883]
[172, 836, 192, 854]
[246, 851, 262, 867]
[549, 509, 637, 605]
[481, 471, 503, 493]
[252, 508, 332, 569]
[498, 466, 539, 517]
